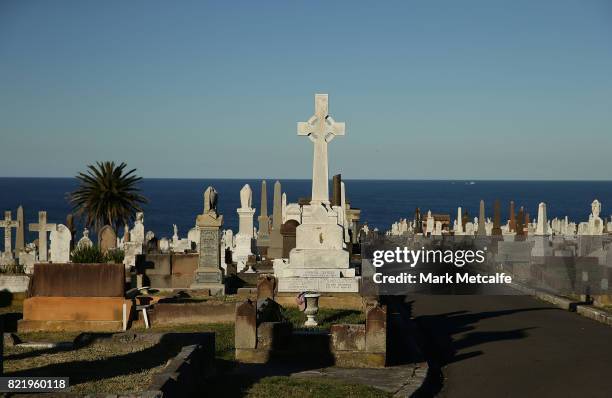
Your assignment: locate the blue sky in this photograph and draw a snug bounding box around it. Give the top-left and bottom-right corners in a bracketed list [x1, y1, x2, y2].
[1, 0, 611, 179]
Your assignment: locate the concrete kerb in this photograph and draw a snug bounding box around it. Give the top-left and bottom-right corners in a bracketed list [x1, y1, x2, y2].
[509, 282, 612, 326]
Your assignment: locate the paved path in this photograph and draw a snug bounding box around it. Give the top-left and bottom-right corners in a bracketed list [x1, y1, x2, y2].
[409, 293, 612, 398]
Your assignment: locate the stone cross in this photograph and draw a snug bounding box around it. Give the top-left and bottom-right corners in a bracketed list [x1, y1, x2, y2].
[29, 211, 56, 262]
[0, 211, 19, 258]
[298, 94, 345, 206]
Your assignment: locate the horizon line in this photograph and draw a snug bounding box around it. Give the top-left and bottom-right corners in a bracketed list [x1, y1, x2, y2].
[1, 176, 612, 182]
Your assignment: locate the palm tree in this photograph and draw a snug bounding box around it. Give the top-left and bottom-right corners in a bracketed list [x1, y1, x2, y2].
[69, 161, 147, 232]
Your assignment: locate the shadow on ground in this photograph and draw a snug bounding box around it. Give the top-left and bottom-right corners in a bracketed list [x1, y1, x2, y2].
[5, 333, 211, 390]
[406, 297, 558, 397]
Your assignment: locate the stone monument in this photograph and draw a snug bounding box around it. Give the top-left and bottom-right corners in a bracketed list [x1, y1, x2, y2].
[124, 212, 145, 268]
[257, 180, 271, 252]
[454, 207, 464, 235]
[535, 202, 549, 236]
[29, 211, 56, 262]
[16, 205, 25, 252]
[477, 200, 486, 236]
[0, 211, 19, 265]
[98, 225, 117, 254]
[235, 184, 256, 268]
[277, 94, 358, 293]
[509, 201, 516, 232]
[77, 228, 93, 249]
[191, 186, 225, 295]
[50, 224, 71, 263]
[588, 199, 604, 235]
[281, 192, 287, 223]
[492, 200, 502, 236]
[532, 202, 552, 257]
[131, 212, 145, 245]
[268, 181, 284, 258]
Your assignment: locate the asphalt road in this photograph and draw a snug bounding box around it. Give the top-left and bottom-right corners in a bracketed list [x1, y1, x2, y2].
[408, 293, 612, 398]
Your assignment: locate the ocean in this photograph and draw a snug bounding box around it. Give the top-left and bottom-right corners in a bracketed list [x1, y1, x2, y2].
[1, 178, 611, 242]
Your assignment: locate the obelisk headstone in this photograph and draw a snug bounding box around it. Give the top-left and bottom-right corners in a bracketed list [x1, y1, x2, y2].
[257, 180, 270, 252]
[492, 200, 502, 236]
[341, 181, 350, 244]
[532, 204, 552, 256]
[268, 181, 284, 258]
[414, 208, 422, 234]
[535, 202, 549, 236]
[509, 201, 516, 232]
[15, 206, 25, 252]
[191, 186, 225, 295]
[332, 174, 342, 207]
[516, 206, 525, 237]
[29, 211, 56, 262]
[281, 192, 287, 224]
[455, 207, 464, 235]
[477, 200, 487, 236]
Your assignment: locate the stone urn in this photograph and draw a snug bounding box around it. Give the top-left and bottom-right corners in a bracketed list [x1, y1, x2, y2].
[303, 292, 321, 327]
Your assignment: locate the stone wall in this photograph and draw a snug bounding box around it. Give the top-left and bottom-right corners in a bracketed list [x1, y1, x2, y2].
[151, 302, 235, 325]
[20, 263, 130, 332]
[275, 292, 364, 310]
[0, 275, 30, 293]
[29, 263, 124, 297]
[330, 305, 387, 368]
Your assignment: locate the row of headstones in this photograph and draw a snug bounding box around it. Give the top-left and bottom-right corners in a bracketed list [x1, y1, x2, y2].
[387, 199, 610, 237]
[0, 207, 149, 269]
[0, 209, 74, 267]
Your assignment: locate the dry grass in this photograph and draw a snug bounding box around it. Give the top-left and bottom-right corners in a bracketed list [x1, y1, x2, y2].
[4, 338, 165, 393]
[4, 323, 233, 394]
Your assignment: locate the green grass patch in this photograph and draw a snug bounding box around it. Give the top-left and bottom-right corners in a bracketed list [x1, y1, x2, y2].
[282, 307, 365, 331]
[246, 376, 390, 398]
